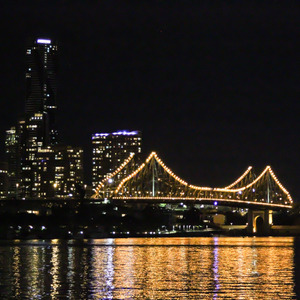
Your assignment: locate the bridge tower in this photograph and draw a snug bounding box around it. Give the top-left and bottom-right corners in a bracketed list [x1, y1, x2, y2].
[247, 209, 273, 235]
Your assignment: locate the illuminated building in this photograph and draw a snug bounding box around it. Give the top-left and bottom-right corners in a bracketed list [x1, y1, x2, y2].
[5, 126, 20, 197]
[17, 38, 59, 198]
[25, 38, 58, 145]
[92, 130, 142, 188]
[0, 162, 8, 199]
[36, 146, 84, 198]
[20, 113, 47, 197]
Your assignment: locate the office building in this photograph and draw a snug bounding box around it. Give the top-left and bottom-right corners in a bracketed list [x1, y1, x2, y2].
[36, 146, 84, 199]
[92, 130, 142, 188]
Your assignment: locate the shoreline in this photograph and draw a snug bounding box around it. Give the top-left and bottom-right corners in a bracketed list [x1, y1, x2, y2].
[1, 228, 300, 241]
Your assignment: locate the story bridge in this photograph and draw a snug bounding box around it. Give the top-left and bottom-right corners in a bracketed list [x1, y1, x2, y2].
[93, 152, 293, 233]
[93, 152, 292, 208]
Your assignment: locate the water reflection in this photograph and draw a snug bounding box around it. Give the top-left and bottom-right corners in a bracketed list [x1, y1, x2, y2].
[0, 237, 297, 299]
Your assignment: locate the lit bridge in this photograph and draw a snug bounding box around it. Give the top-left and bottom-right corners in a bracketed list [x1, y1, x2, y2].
[93, 152, 293, 211]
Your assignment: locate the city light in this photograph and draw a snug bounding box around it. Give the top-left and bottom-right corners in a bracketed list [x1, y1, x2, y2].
[112, 131, 138, 136]
[224, 167, 253, 189]
[37, 39, 51, 44]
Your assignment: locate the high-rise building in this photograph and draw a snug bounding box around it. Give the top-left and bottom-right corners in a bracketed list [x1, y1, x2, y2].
[17, 38, 59, 198]
[20, 113, 47, 197]
[36, 146, 84, 199]
[92, 130, 142, 188]
[25, 38, 58, 145]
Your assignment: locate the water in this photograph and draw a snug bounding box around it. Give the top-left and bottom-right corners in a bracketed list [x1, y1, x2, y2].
[0, 237, 299, 299]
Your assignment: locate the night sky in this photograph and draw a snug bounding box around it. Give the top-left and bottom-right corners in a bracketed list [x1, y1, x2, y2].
[0, 1, 299, 201]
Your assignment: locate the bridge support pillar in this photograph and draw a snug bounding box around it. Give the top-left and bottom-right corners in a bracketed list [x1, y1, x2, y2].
[247, 209, 273, 235]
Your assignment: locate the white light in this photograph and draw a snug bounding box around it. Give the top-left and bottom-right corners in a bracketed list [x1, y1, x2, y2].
[37, 39, 51, 44]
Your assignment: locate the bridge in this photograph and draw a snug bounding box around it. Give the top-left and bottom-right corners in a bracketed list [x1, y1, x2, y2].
[93, 152, 293, 234]
[93, 151, 293, 209]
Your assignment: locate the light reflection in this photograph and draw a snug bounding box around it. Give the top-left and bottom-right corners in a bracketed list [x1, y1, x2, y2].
[105, 246, 114, 299]
[50, 245, 60, 298]
[0, 237, 296, 299]
[213, 237, 219, 300]
[67, 246, 74, 299]
[12, 247, 21, 298]
[90, 245, 115, 299]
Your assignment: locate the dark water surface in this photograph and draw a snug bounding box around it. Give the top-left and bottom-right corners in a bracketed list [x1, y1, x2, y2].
[0, 237, 299, 299]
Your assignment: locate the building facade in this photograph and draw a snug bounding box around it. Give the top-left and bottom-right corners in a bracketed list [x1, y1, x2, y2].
[36, 146, 84, 199]
[5, 126, 19, 197]
[92, 130, 142, 188]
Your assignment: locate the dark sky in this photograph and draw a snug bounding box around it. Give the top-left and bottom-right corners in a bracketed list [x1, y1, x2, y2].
[0, 1, 299, 201]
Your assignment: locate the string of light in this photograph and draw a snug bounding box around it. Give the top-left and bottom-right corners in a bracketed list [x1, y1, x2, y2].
[224, 167, 253, 189]
[115, 162, 146, 193]
[152, 152, 188, 186]
[113, 196, 292, 208]
[95, 151, 293, 205]
[94, 152, 135, 195]
[115, 152, 188, 193]
[268, 167, 293, 201]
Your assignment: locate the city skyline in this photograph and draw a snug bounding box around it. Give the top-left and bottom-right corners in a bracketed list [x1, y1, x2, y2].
[0, 2, 298, 200]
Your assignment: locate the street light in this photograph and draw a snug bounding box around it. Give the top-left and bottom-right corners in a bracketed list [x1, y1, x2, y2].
[16, 183, 19, 200]
[53, 182, 58, 198]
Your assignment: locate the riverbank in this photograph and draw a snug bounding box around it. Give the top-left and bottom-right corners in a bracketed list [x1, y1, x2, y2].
[1, 225, 300, 240]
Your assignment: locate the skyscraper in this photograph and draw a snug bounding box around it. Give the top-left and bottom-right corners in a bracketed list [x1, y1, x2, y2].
[92, 130, 142, 188]
[15, 38, 59, 198]
[25, 38, 58, 145]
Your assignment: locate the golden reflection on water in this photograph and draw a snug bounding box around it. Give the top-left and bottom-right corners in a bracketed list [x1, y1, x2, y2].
[12, 247, 21, 297]
[90, 237, 296, 299]
[0, 237, 296, 299]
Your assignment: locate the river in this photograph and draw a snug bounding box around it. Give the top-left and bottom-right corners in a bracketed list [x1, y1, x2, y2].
[0, 237, 299, 299]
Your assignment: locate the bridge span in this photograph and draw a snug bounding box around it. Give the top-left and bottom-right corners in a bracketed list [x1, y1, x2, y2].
[109, 197, 291, 210]
[93, 151, 293, 211]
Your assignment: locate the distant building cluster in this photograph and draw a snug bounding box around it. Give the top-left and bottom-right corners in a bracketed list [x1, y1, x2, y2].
[0, 38, 142, 200]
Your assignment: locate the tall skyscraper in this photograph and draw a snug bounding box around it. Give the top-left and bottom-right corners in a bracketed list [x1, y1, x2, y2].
[25, 38, 58, 145]
[92, 130, 142, 188]
[16, 38, 59, 198]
